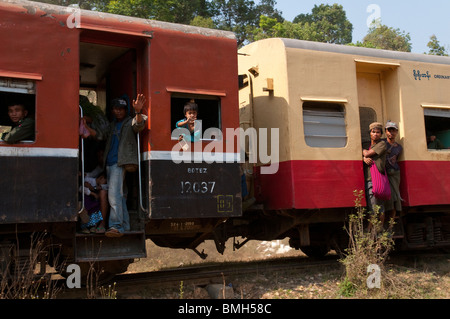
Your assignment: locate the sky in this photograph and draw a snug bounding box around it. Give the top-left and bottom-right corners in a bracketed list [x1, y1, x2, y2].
[273, 0, 450, 54]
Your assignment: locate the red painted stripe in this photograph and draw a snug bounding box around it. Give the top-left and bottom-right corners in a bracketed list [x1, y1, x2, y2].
[255, 160, 450, 210]
[255, 160, 365, 210]
[400, 161, 450, 207]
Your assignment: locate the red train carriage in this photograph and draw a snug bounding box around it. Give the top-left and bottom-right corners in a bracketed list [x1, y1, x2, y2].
[0, 0, 241, 277]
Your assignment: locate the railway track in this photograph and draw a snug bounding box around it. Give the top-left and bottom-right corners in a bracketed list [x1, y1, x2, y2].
[52, 249, 448, 299]
[122, 254, 339, 285]
[56, 255, 340, 299]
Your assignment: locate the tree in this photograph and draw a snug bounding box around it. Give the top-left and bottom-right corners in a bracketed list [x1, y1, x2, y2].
[361, 21, 412, 52]
[190, 16, 216, 29]
[30, 0, 98, 10]
[255, 0, 283, 23]
[292, 4, 353, 44]
[102, 0, 212, 23]
[100, 0, 154, 18]
[427, 34, 448, 56]
[253, 15, 320, 42]
[210, 0, 257, 46]
[210, 0, 284, 46]
[254, 4, 353, 45]
[37, 0, 213, 24]
[152, 0, 212, 24]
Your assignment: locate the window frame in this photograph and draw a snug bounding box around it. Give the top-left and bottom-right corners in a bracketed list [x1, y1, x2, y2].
[423, 105, 450, 151]
[302, 100, 348, 149]
[0, 76, 37, 144]
[170, 92, 222, 142]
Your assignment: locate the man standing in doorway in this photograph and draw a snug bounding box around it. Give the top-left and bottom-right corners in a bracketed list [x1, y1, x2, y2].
[383, 121, 403, 230]
[362, 122, 387, 216]
[104, 94, 147, 237]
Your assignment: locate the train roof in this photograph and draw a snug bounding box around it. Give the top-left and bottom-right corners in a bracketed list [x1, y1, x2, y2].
[240, 38, 450, 66]
[280, 38, 450, 66]
[1, 0, 236, 40]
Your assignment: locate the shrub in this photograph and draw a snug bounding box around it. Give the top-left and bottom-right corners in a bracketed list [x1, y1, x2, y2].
[0, 232, 61, 299]
[339, 190, 395, 297]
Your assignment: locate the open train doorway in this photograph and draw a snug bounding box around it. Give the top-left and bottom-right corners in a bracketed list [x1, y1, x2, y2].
[79, 41, 137, 121]
[357, 72, 385, 146]
[79, 40, 141, 207]
[76, 38, 147, 264]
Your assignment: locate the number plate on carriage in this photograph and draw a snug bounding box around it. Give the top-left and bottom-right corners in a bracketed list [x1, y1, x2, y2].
[146, 160, 242, 219]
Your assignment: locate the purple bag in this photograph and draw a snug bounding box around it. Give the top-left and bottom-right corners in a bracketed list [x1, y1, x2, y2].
[79, 120, 90, 138]
[370, 163, 391, 201]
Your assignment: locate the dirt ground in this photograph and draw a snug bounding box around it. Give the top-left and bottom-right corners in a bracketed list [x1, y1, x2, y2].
[121, 238, 450, 299]
[127, 238, 303, 272]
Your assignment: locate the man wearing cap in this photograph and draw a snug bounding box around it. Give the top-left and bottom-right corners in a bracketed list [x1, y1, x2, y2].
[103, 94, 147, 237]
[362, 122, 387, 215]
[382, 121, 403, 229]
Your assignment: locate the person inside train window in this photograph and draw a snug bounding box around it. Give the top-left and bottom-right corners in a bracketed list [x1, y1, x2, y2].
[101, 94, 147, 238]
[362, 122, 387, 217]
[427, 133, 445, 149]
[79, 95, 110, 174]
[1, 103, 35, 143]
[382, 121, 403, 230]
[176, 100, 201, 142]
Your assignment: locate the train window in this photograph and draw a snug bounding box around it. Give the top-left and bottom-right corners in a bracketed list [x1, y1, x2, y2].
[171, 94, 221, 140]
[0, 77, 36, 143]
[424, 108, 450, 150]
[303, 102, 347, 148]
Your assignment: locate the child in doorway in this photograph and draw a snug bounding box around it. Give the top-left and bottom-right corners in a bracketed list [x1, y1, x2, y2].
[80, 174, 108, 234]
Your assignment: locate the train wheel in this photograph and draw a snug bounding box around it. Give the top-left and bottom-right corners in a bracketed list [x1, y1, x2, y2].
[300, 245, 330, 258]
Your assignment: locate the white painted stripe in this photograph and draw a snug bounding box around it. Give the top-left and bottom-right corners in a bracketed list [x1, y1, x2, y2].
[142, 151, 241, 163]
[0, 147, 78, 158]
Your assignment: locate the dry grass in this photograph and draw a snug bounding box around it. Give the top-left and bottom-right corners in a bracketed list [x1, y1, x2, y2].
[124, 239, 450, 299]
[4, 233, 447, 299]
[0, 233, 61, 299]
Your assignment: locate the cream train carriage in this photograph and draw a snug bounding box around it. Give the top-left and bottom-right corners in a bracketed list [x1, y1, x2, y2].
[237, 38, 450, 255]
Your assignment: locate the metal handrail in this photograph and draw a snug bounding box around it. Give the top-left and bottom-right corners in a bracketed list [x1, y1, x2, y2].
[78, 105, 85, 214]
[137, 132, 148, 215]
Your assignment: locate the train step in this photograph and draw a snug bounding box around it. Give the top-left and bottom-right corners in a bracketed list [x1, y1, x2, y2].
[74, 230, 147, 262]
[392, 216, 405, 239]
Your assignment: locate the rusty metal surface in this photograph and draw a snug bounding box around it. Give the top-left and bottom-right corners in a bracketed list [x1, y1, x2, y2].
[0, 156, 78, 224]
[145, 160, 242, 219]
[75, 231, 146, 262]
